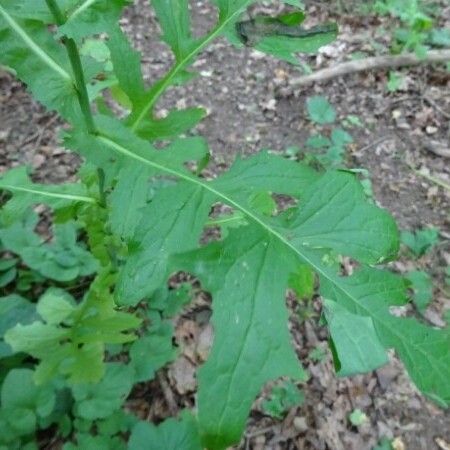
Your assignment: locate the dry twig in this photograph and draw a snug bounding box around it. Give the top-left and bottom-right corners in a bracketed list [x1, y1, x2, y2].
[291, 50, 450, 86]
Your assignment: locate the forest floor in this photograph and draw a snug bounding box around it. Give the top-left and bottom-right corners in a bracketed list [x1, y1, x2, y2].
[0, 1, 449, 449]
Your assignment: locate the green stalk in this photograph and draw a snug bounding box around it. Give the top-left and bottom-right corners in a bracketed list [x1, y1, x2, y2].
[45, 0, 106, 207]
[44, 0, 96, 134]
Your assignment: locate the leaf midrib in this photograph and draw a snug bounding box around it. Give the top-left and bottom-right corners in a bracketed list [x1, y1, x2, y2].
[97, 134, 362, 308]
[99, 133, 449, 397]
[0, 5, 72, 81]
[0, 184, 96, 203]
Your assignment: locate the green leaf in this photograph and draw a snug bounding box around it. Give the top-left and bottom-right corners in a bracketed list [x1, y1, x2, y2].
[108, 163, 151, 241]
[72, 363, 134, 420]
[306, 134, 331, 149]
[262, 381, 305, 419]
[401, 227, 439, 257]
[0, 215, 98, 282]
[0, 3, 80, 122]
[283, 171, 399, 264]
[128, 413, 202, 450]
[36, 288, 76, 325]
[1, 368, 56, 419]
[67, 118, 406, 445]
[320, 267, 450, 407]
[307, 96, 336, 124]
[116, 182, 214, 304]
[405, 270, 433, 311]
[0, 166, 94, 225]
[57, 0, 129, 42]
[64, 433, 126, 450]
[174, 228, 307, 449]
[331, 128, 353, 146]
[151, 0, 198, 61]
[0, 267, 16, 288]
[107, 26, 146, 111]
[135, 108, 206, 140]
[324, 300, 389, 376]
[288, 264, 314, 299]
[249, 23, 338, 64]
[373, 437, 394, 450]
[5, 281, 140, 384]
[349, 408, 368, 426]
[0, 295, 37, 352]
[211, 0, 254, 21]
[129, 327, 176, 382]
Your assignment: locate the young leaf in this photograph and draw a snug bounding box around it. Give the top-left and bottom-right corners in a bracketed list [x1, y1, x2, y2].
[0, 215, 98, 282]
[128, 413, 202, 450]
[401, 227, 439, 257]
[0, 295, 37, 358]
[324, 299, 389, 376]
[72, 363, 134, 420]
[5, 282, 140, 384]
[307, 96, 336, 124]
[129, 322, 176, 383]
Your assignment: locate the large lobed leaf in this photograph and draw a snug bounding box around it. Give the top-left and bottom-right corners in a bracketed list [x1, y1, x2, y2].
[62, 116, 450, 449]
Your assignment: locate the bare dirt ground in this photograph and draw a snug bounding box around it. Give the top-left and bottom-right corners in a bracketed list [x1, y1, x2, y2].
[0, 1, 449, 449]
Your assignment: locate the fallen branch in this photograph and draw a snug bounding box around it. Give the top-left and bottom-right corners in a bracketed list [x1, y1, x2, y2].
[291, 49, 450, 86]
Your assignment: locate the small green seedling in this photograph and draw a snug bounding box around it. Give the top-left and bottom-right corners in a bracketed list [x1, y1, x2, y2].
[306, 96, 336, 124]
[262, 381, 305, 419]
[349, 408, 368, 426]
[401, 227, 439, 257]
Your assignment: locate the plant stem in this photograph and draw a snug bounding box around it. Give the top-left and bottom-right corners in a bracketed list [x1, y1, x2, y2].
[45, 0, 96, 134]
[45, 0, 106, 206]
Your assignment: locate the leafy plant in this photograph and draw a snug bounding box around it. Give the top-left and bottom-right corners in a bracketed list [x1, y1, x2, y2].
[307, 95, 336, 124]
[373, 0, 449, 56]
[262, 380, 305, 419]
[401, 227, 440, 257]
[300, 96, 354, 168]
[0, 1, 448, 449]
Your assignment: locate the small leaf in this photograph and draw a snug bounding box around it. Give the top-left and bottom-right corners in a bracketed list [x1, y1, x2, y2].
[307, 96, 336, 124]
[72, 363, 134, 420]
[405, 270, 433, 311]
[128, 413, 202, 450]
[349, 408, 368, 426]
[36, 288, 76, 325]
[401, 227, 439, 257]
[129, 328, 176, 382]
